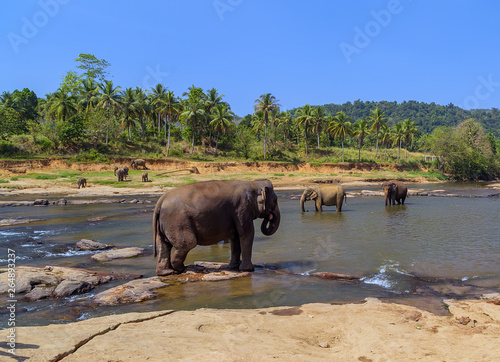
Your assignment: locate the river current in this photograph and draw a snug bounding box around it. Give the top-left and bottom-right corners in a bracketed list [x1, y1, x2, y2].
[0, 182, 499, 327]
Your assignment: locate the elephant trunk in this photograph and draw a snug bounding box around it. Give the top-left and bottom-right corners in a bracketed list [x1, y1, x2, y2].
[300, 194, 306, 212]
[261, 207, 280, 236]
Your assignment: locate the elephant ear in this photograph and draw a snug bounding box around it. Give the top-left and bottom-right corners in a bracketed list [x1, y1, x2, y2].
[310, 190, 318, 199]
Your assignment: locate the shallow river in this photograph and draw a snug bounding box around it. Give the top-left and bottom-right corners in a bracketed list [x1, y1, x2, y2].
[1, 182, 499, 327]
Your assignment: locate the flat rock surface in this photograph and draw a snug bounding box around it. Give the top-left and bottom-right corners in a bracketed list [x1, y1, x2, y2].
[0, 266, 141, 299]
[76, 239, 114, 251]
[91, 247, 147, 261]
[4, 298, 499, 361]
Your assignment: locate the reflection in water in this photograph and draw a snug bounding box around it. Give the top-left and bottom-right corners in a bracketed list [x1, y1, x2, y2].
[0, 186, 499, 326]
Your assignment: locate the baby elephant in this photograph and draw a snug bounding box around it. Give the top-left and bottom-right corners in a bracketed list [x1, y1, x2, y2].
[142, 172, 149, 182]
[114, 166, 129, 179]
[116, 168, 126, 181]
[77, 177, 87, 189]
[382, 180, 408, 205]
[300, 184, 347, 212]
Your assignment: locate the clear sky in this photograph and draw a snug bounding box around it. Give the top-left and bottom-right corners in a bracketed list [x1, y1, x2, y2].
[2, 0, 500, 116]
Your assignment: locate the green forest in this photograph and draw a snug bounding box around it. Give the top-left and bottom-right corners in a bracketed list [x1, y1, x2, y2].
[1, 54, 499, 181]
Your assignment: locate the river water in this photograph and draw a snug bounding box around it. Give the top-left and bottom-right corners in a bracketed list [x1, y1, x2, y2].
[1, 182, 499, 327]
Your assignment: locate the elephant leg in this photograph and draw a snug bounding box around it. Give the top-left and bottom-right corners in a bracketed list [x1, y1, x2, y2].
[171, 248, 190, 273]
[315, 199, 323, 212]
[156, 237, 174, 276]
[229, 233, 242, 270]
[239, 227, 255, 272]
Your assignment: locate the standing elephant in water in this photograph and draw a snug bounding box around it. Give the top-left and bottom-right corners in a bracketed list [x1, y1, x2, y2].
[382, 181, 408, 205]
[153, 180, 281, 275]
[77, 177, 87, 189]
[300, 184, 347, 212]
[131, 159, 147, 170]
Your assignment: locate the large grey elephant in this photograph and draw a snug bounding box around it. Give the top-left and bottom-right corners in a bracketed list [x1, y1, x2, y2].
[300, 184, 347, 212]
[382, 180, 408, 205]
[153, 180, 281, 275]
[131, 159, 147, 170]
[77, 177, 87, 189]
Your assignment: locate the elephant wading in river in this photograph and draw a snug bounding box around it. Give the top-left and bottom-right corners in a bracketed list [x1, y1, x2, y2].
[300, 184, 347, 212]
[153, 180, 281, 275]
[382, 180, 408, 205]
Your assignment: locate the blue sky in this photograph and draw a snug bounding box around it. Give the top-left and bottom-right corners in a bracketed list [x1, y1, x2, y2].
[2, 0, 500, 116]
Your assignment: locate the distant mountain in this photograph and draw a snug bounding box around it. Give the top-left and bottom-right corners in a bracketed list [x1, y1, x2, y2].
[288, 100, 500, 137]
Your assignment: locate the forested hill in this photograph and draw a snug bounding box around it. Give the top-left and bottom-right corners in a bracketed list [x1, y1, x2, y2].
[289, 100, 500, 137]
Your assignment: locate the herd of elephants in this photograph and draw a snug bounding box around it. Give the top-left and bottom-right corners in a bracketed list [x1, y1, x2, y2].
[74, 158, 408, 277]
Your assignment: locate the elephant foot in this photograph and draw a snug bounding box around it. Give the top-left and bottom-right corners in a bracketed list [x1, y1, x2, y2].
[229, 260, 241, 270]
[239, 262, 255, 272]
[156, 267, 176, 276]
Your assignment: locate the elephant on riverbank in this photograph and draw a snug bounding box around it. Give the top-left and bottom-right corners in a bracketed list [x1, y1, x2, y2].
[131, 159, 147, 170]
[77, 177, 87, 189]
[382, 181, 408, 205]
[300, 184, 347, 212]
[153, 180, 281, 275]
[116, 168, 126, 182]
[114, 166, 128, 179]
[142, 172, 149, 182]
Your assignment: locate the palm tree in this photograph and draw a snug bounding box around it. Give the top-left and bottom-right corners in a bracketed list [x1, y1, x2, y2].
[162, 90, 180, 156]
[150, 84, 168, 138]
[181, 96, 206, 154]
[50, 90, 77, 122]
[402, 119, 418, 161]
[391, 122, 405, 163]
[352, 118, 370, 161]
[254, 93, 280, 160]
[210, 103, 234, 155]
[0, 91, 16, 110]
[328, 111, 352, 162]
[367, 108, 388, 158]
[134, 87, 150, 138]
[96, 80, 121, 144]
[120, 88, 138, 140]
[295, 104, 315, 155]
[379, 126, 392, 159]
[312, 106, 326, 148]
[78, 79, 99, 113]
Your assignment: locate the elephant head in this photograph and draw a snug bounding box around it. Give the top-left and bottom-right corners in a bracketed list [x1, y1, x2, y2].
[258, 185, 281, 236]
[300, 188, 318, 212]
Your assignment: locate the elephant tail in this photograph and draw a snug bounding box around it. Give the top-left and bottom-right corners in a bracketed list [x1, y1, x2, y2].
[153, 202, 161, 258]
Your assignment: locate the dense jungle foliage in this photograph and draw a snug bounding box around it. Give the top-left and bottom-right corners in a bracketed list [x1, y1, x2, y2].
[1, 54, 499, 180]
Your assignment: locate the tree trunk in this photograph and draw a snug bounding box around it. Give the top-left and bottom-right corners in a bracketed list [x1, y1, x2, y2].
[166, 120, 171, 157]
[264, 113, 268, 160]
[341, 139, 345, 162]
[215, 133, 219, 156]
[375, 132, 379, 158]
[191, 125, 195, 154]
[317, 132, 320, 148]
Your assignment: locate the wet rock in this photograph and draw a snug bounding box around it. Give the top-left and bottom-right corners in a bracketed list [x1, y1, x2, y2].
[54, 280, 93, 298]
[53, 198, 67, 205]
[93, 277, 169, 305]
[0, 218, 36, 226]
[76, 239, 114, 251]
[91, 247, 147, 261]
[34, 199, 49, 206]
[311, 272, 361, 282]
[23, 285, 56, 301]
[88, 216, 106, 222]
[0, 266, 142, 298]
[358, 190, 384, 196]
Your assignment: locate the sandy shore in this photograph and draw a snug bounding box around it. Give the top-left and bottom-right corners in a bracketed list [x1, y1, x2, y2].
[3, 297, 500, 361]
